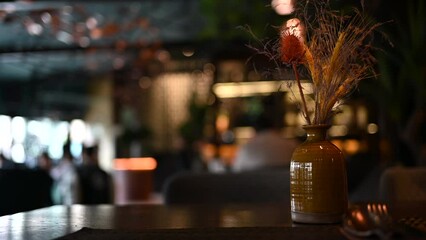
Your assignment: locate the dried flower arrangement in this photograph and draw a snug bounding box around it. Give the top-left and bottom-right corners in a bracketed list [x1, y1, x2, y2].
[277, 0, 385, 125]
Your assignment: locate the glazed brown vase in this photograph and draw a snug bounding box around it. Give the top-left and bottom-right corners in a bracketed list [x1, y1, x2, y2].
[290, 124, 348, 224]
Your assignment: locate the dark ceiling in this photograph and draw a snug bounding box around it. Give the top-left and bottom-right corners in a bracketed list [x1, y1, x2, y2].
[0, 1, 204, 79]
[0, 0, 282, 119]
[0, 0, 206, 119]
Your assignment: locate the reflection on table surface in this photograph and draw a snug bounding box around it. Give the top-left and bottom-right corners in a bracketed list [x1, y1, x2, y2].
[0, 201, 424, 240]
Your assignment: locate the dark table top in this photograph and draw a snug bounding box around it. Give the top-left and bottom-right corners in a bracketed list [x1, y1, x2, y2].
[0, 201, 425, 240]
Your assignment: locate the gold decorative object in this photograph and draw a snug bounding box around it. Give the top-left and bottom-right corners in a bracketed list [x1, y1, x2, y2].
[290, 124, 347, 223]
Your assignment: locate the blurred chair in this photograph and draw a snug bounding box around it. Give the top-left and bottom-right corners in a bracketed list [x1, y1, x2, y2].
[162, 169, 290, 205]
[379, 166, 426, 204]
[0, 169, 53, 216]
[78, 145, 113, 204]
[78, 166, 113, 204]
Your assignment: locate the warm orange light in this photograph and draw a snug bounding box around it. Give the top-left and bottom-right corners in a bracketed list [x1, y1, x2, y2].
[354, 210, 365, 223]
[344, 139, 361, 155]
[218, 144, 238, 165]
[200, 143, 217, 162]
[90, 28, 102, 39]
[114, 157, 157, 171]
[216, 114, 229, 133]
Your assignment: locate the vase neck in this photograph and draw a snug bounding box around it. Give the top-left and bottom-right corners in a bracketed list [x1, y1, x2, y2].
[303, 125, 330, 141]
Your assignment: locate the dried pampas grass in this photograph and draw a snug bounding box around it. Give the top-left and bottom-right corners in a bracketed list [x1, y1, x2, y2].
[280, 0, 385, 124]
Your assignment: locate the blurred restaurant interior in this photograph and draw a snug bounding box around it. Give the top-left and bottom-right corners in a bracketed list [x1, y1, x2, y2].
[0, 0, 425, 215]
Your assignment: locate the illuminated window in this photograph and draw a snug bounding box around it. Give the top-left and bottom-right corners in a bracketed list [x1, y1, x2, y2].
[70, 119, 86, 143]
[0, 115, 12, 157]
[11, 116, 26, 144]
[11, 143, 25, 163]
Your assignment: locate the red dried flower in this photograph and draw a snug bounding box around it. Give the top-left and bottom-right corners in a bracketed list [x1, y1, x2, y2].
[280, 34, 305, 64]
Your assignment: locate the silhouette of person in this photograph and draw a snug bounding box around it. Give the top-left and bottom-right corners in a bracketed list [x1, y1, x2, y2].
[232, 95, 300, 172]
[77, 145, 112, 204]
[50, 144, 81, 205]
[37, 151, 53, 172]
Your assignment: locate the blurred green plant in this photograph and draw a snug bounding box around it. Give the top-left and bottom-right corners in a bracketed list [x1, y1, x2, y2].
[375, 0, 425, 124]
[362, 0, 426, 165]
[179, 93, 209, 145]
[199, 0, 283, 41]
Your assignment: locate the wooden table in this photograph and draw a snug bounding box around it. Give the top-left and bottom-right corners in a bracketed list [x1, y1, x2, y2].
[0, 202, 424, 240]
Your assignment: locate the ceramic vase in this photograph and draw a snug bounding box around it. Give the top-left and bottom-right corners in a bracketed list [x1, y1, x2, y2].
[290, 124, 348, 224]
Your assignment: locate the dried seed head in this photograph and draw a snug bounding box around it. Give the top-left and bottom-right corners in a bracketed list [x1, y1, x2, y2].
[280, 33, 305, 64]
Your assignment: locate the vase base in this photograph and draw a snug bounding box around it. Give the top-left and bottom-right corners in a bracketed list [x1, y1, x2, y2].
[291, 211, 343, 224]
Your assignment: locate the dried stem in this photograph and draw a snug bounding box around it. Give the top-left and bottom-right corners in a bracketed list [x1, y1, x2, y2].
[292, 63, 311, 125]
